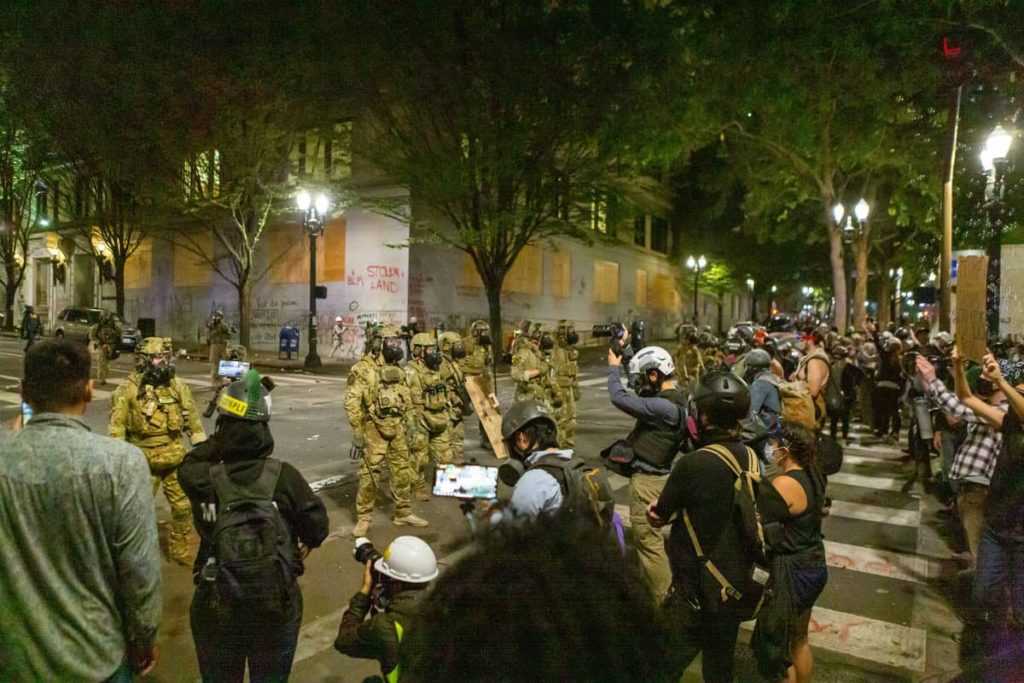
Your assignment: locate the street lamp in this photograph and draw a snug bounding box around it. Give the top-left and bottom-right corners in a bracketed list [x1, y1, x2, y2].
[888, 267, 904, 324]
[686, 255, 707, 324]
[297, 189, 330, 369]
[745, 278, 756, 320]
[832, 198, 870, 244]
[982, 124, 1014, 337]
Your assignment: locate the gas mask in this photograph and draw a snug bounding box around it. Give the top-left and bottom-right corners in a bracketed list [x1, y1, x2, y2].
[424, 347, 443, 371]
[367, 337, 383, 355]
[631, 370, 659, 397]
[382, 339, 404, 365]
[452, 342, 467, 360]
[477, 333, 492, 347]
[142, 359, 174, 387]
[540, 334, 554, 351]
[976, 378, 996, 398]
[565, 330, 579, 346]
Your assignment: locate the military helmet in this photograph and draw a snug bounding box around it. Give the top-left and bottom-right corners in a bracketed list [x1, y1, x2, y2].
[470, 319, 490, 335]
[411, 332, 437, 348]
[500, 400, 557, 441]
[378, 324, 403, 339]
[138, 337, 172, 356]
[438, 331, 461, 349]
[528, 322, 543, 340]
[217, 369, 271, 422]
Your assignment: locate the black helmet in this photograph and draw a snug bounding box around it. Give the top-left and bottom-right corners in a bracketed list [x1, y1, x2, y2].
[745, 348, 771, 371]
[692, 371, 750, 426]
[500, 400, 557, 441]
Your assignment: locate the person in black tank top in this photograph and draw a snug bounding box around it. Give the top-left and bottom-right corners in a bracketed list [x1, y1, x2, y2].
[759, 422, 828, 683]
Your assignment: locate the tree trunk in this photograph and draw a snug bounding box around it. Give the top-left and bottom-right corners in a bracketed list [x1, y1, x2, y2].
[236, 279, 252, 349]
[877, 276, 892, 329]
[825, 212, 848, 331]
[853, 235, 869, 330]
[716, 298, 724, 335]
[484, 275, 504, 389]
[3, 267, 16, 331]
[112, 265, 126, 317]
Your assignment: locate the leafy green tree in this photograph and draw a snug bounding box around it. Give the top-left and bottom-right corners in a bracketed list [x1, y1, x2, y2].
[346, 0, 689, 363]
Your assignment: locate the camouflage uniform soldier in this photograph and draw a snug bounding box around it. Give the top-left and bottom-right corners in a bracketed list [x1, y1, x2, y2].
[405, 333, 452, 499]
[345, 325, 428, 537]
[89, 311, 122, 386]
[673, 323, 706, 389]
[509, 320, 532, 356]
[551, 320, 580, 448]
[109, 337, 206, 565]
[460, 320, 495, 449]
[438, 331, 469, 464]
[206, 310, 232, 387]
[511, 326, 552, 406]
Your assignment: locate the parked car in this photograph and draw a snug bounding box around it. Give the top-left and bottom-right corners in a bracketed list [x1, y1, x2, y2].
[53, 307, 140, 352]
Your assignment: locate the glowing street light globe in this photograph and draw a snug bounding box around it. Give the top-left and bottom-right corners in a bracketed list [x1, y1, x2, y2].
[295, 190, 311, 212]
[986, 125, 1014, 162]
[315, 193, 330, 216]
[854, 198, 870, 222]
[832, 203, 845, 224]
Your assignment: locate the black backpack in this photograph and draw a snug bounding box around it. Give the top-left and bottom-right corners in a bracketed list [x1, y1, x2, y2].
[824, 359, 845, 415]
[209, 459, 297, 609]
[683, 444, 770, 620]
[532, 455, 615, 529]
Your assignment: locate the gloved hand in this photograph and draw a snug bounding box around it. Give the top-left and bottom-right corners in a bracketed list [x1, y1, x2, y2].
[349, 432, 366, 460]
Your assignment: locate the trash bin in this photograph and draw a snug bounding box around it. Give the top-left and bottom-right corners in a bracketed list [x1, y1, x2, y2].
[137, 318, 156, 339]
[279, 325, 300, 360]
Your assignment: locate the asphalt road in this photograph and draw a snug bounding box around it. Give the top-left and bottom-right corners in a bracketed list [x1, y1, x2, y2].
[0, 337, 970, 682]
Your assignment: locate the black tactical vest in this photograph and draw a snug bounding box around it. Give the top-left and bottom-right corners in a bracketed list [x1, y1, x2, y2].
[626, 388, 689, 471]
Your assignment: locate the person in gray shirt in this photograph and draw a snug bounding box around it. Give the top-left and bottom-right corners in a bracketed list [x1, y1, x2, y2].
[0, 340, 162, 682]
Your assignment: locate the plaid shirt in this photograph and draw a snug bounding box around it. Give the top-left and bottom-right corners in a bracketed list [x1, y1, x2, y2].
[928, 379, 1006, 485]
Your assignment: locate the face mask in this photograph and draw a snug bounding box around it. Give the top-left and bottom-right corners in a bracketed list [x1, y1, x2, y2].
[424, 347, 442, 371]
[142, 363, 173, 387]
[452, 342, 467, 359]
[566, 332, 579, 346]
[477, 334, 491, 347]
[382, 340, 404, 365]
[540, 335, 554, 351]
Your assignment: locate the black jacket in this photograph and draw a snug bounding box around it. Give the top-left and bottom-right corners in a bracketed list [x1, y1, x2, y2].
[179, 419, 330, 579]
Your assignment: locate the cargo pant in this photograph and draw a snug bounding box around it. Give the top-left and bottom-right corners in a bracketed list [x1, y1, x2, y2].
[94, 344, 111, 385]
[629, 472, 672, 604]
[142, 441, 193, 563]
[410, 415, 453, 496]
[556, 382, 577, 449]
[356, 421, 416, 521]
[450, 419, 465, 464]
[209, 342, 227, 385]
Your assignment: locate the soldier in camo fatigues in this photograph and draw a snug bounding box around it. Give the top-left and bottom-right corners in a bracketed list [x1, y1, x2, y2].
[551, 320, 580, 448]
[438, 331, 469, 465]
[206, 310, 232, 387]
[109, 337, 206, 565]
[460, 320, 495, 449]
[673, 323, 706, 392]
[345, 325, 428, 538]
[405, 333, 452, 499]
[89, 310, 121, 386]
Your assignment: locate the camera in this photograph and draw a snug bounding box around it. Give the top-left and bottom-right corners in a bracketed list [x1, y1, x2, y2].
[354, 537, 382, 565]
[593, 320, 645, 361]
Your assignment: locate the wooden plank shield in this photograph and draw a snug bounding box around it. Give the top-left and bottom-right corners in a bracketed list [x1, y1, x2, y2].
[465, 375, 508, 459]
[955, 254, 989, 363]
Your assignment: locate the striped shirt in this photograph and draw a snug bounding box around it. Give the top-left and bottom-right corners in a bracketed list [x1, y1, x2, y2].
[928, 379, 1006, 485]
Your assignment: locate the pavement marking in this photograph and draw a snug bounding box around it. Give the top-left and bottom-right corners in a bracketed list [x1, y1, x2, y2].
[578, 376, 607, 388]
[828, 499, 920, 528]
[739, 605, 927, 673]
[828, 472, 904, 492]
[843, 444, 905, 460]
[0, 390, 20, 405]
[842, 454, 899, 466]
[824, 540, 928, 583]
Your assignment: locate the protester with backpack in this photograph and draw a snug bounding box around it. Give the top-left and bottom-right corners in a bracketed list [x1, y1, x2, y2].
[790, 328, 831, 431]
[647, 371, 765, 683]
[179, 370, 329, 682]
[752, 422, 828, 683]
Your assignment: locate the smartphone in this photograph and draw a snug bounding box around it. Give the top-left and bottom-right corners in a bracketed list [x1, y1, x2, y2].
[432, 465, 499, 500]
[217, 360, 250, 379]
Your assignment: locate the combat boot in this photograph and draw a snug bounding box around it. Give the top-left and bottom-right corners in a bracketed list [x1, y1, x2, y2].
[168, 525, 195, 567]
[352, 518, 371, 537]
[393, 513, 429, 528]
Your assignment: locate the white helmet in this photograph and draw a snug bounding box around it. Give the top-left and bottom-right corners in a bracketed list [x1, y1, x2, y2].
[374, 536, 438, 583]
[628, 345, 675, 378]
[335, 316, 343, 323]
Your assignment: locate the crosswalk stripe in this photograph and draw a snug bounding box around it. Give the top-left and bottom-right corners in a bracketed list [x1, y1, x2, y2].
[578, 376, 606, 387]
[740, 605, 926, 673]
[0, 390, 20, 405]
[828, 472, 904, 492]
[824, 540, 927, 583]
[828, 499, 920, 527]
[842, 454, 897, 466]
[843, 444, 905, 460]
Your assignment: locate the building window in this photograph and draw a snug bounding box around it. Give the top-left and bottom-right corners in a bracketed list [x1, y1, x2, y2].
[50, 181, 60, 223]
[635, 269, 648, 306]
[634, 216, 647, 247]
[550, 251, 571, 298]
[650, 217, 669, 254]
[589, 193, 608, 234]
[36, 189, 47, 218]
[593, 260, 619, 304]
[505, 245, 543, 295]
[183, 151, 221, 201]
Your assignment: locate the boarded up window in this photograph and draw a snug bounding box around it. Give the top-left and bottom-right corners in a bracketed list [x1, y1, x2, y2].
[504, 245, 542, 295]
[173, 233, 213, 287]
[635, 269, 648, 306]
[550, 251, 571, 298]
[651, 274, 676, 311]
[124, 239, 152, 290]
[458, 253, 483, 289]
[268, 225, 322, 284]
[322, 217, 346, 282]
[593, 260, 619, 304]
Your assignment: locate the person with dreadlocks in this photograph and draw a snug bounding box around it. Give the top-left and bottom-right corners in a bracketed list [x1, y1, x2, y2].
[179, 369, 329, 682]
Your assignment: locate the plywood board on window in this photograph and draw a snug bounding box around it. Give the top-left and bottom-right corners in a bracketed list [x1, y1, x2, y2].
[124, 239, 152, 290]
[550, 251, 571, 299]
[268, 225, 322, 284]
[173, 232, 213, 287]
[505, 245, 542, 295]
[322, 217, 346, 282]
[593, 260, 620, 304]
[651, 273, 676, 311]
[635, 269, 648, 306]
[458, 252, 483, 289]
